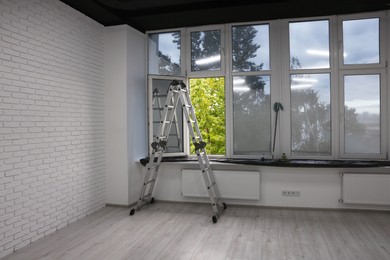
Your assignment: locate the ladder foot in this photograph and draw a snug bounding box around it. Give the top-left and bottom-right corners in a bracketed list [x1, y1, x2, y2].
[212, 215, 218, 224]
[150, 197, 155, 204]
[129, 208, 135, 216]
[223, 202, 227, 210]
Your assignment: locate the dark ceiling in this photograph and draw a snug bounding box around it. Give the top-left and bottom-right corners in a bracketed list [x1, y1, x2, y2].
[60, 0, 390, 33]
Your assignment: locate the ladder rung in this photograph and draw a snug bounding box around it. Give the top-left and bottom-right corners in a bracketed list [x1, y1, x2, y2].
[147, 165, 158, 170]
[145, 179, 156, 185]
[153, 121, 178, 124]
[208, 182, 216, 189]
[142, 193, 152, 200]
[166, 105, 175, 109]
[153, 108, 164, 110]
[183, 104, 192, 108]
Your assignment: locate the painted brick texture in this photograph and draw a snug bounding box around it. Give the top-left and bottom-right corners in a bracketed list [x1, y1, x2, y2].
[0, 0, 105, 257]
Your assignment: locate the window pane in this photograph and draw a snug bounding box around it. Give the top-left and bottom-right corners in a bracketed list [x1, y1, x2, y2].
[233, 75, 271, 155]
[232, 24, 270, 72]
[289, 20, 330, 69]
[291, 74, 331, 155]
[191, 30, 221, 72]
[151, 79, 184, 153]
[343, 18, 380, 64]
[148, 32, 181, 75]
[344, 75, 380, 154]
[189, 78, 225, 155]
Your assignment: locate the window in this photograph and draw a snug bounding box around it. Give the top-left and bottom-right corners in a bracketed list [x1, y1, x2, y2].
[232, 24, 270, 71]
[343, 74, 380, 154]
[289, 20, 330, 69]
[146, 11, 388, 160]
[290, 74, 331, 155]
[233, 75, 271, 155]
[148, 31, 181, 75]
[189, 78, 225, 155]
[342, 18, 379, 65]
[148, 76, 186, 155]
[190, 29, 222, 72]
[339, 13, 386, 159]
[288, 20, 332, 156]
[231, 23, 272, 156]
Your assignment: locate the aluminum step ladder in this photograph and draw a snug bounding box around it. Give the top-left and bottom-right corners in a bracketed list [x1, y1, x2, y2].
[152, 88, 181, 152]
[130, 80, 226, 223]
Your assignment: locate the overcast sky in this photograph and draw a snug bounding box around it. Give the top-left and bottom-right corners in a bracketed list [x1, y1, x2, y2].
[152, 19, 380, 115]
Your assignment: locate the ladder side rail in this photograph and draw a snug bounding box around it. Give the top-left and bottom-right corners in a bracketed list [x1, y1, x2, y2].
[137, 150, 160, 209]
[172, 110, 182, 150]
[142, 86, 181, 207]
[155, 87, 176, 142]
[182, 90, 204, 142]
[137, 87, 177, 210]
[178, 87, 222, 216]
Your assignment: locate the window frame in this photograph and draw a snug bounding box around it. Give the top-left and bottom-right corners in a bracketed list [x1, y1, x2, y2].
[147, 74, 188, 157]
[145, 11, 389, 161]
[337, 12, 386, 70]
[186, 25, 226, 78]
[147, 28, 186, 77]
[338, 69, 387, 159]
[227, 21, 276, 159]
[280, 16, 337, 160]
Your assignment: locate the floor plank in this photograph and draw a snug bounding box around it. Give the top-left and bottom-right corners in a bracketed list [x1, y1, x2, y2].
[3, 202, 390, 260]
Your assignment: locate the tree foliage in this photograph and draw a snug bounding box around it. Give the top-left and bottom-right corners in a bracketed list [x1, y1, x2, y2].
[190, 78, 225, 155]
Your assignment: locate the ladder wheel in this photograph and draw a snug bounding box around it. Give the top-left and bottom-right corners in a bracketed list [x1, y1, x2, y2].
[129, 209, 135, 216]
[150, 197, 155, 204]
[223, 203, 227, 210]
[212, 215, 217, 224]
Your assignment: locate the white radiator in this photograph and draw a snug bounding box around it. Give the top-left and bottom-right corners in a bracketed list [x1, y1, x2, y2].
[181, 169, 260, 200]
[341, 173, 390, 205]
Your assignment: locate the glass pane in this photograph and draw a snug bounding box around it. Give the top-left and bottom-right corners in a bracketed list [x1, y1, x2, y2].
[232, 24, 270, 71]
[291, 73, 331, 155]
[191, 30, 221, 72]
[189, 78, 225, 155]
[289, 20, 330, 69]
[151, 79, 184, 153]
[344, 75, 380, 154]
[233, 75, 271, 155]
[343, 18, 380, 64]
[148, 32, 181, 75]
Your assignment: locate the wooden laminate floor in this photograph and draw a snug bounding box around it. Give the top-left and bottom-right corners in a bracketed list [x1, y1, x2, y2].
[3, 202, 390, 260]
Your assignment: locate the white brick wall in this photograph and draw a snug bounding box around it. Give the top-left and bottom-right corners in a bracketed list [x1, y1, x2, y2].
[0, 0, 105, 257]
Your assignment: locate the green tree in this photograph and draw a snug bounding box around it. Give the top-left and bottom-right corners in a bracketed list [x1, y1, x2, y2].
[190, 77, 225, 155]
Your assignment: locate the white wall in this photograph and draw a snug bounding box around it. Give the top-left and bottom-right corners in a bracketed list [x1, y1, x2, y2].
[0, 0, 105, 257]
[154, 163, 390, 210]
[104, 25, 146, 206]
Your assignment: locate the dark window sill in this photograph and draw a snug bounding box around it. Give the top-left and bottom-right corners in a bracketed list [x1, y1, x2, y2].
[140, 156, 390, 168]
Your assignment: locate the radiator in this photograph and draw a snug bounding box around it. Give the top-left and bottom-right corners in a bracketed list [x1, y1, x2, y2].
[341, 173, 390, 205]
[181, 169, 260, 200]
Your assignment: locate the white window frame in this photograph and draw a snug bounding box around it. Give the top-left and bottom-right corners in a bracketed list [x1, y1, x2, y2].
[186, 25, 226, 78]
[337, 12, 387, 159]
[227, 21, 278, 159]
[338, 69, 387, 159]
[145, 10, 389, 161]
[338, 12, 386, 70]
[147, 28, 186, 77]
[147, 74, 188, 157]
[280, 16, 337, 160]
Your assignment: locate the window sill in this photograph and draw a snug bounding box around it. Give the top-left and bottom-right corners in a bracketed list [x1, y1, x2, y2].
[139, 156, 390, 168]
